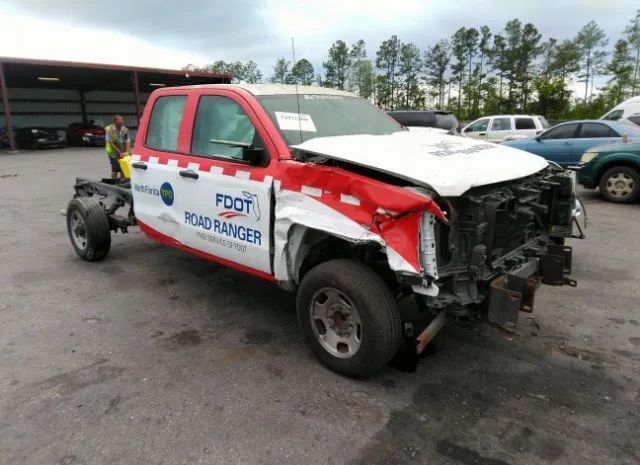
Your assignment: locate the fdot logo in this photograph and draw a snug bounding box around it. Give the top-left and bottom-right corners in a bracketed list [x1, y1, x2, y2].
[215, 192, 260, 221]
[160, 182, 174, 206]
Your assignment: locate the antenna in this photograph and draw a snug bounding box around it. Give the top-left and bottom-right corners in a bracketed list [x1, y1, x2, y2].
[291, 36, 303, 144]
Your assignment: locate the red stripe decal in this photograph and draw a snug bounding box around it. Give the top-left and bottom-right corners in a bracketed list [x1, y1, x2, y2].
[137, 219, 276, 282]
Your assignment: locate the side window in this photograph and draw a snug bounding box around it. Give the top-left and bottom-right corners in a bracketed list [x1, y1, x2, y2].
[628, 114, 640, 126]
[538, 116, 551, 128]
[515, 118, 536, 130]
[490, 117, 511, 131]
[466, 118, 489, 132]
[145, 95, 187, 151]
[579, 123, 619, 138]
[540, 124, 578, 140]
[602, 109, 623, 121]
[191, 96, 257, 160]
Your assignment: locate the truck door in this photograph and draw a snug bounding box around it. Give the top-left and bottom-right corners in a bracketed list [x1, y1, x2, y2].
[462, 117, 490, 140]
[487, 116, 512, 142]
[174, 93, 273, 275]
[131, 94, 188, 243]
[534, 122, 580, 167]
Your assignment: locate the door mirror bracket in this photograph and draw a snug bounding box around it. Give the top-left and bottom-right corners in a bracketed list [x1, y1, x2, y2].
[242, 146, 268, 166]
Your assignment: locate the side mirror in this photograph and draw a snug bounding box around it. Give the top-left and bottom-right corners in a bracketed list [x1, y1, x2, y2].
[535, 135, 541, 142]
[243, 146, 267, 166]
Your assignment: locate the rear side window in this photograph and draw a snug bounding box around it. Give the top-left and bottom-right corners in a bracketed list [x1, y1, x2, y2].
[537, 116, 551, 128]
[628, 114, 640, 126]
[515, 118, 536, 130]
[541, 123, 578, 140]
[191, 96, 257, 160]
[602, 109, 623, 121]
[579, 123, 618, 138]
[490, 117, 511, 131]
[145, 95, 187, 151]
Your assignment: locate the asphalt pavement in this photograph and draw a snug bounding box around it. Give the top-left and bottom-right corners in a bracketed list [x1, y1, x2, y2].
[0, 148, 638, 465]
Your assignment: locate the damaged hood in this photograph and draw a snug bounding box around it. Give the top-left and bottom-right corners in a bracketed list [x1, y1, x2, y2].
[293, 131, 549, 197]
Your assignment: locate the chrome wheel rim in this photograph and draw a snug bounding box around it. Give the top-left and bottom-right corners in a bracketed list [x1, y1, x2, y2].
[69, 211, 88, 250]
[606, 172, 635, 199]
[309, 287, 362, 358]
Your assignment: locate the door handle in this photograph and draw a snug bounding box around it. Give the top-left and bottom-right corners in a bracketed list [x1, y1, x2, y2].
[132, 162, 147, 170]
[479, 132, 487, 136]
[179, 169, 199, 180]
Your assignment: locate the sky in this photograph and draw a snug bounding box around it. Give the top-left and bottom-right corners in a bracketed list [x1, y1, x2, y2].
[0, 0, 637, 79]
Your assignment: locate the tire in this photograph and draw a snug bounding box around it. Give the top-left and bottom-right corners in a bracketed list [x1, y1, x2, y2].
[296, 259, 402, 378]
[66, 197, 111, 261]
[599, 166, 640, 203]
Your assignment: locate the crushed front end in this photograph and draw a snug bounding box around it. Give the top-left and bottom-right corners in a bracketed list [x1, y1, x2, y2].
[419, 166, 582, 331]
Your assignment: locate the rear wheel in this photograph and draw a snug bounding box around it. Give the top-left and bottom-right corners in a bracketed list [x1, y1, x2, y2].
[599, 166, 640, 203]
[66, 197, 111, 261]
[296, 259, 402, 378]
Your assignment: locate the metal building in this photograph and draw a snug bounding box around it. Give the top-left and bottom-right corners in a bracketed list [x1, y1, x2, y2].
[0, 57, 231, 151]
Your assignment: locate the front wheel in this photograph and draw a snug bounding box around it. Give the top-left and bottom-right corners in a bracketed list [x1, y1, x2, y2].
[296, 259, 402, 378]
[66, 197, 111, 261]
[599, 166, 640, 203]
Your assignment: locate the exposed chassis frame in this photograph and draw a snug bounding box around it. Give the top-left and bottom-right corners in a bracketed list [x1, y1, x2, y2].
[73, 177, 136, 232]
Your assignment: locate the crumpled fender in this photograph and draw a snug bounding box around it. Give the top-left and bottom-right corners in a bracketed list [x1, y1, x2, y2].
[273, 160, 444, 286]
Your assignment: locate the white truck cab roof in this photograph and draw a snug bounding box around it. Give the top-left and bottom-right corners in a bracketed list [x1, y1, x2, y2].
[601, 96, 640, 122]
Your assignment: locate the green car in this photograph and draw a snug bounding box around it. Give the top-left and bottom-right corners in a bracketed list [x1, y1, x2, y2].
[577, 142, 640, 203]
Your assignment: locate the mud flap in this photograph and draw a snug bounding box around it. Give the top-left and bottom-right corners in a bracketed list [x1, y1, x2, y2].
[487, 274, 538, 332]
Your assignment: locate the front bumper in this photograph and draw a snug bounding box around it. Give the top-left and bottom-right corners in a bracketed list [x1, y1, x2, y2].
[487, 244, 575, 331]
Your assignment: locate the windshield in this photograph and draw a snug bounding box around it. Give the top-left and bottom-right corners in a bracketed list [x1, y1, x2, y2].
[256, 94, 402, 145]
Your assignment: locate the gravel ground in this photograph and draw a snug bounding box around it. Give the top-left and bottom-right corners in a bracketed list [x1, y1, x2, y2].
[0, 148, 638, 465]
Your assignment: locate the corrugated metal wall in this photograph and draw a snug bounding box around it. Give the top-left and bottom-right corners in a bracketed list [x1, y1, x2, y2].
[0, 88, 149, 139]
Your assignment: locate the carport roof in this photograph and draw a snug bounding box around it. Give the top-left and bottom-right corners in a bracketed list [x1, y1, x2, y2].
[0, 56, 231, 92]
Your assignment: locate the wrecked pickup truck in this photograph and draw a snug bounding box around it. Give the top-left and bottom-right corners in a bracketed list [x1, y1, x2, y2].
[66, 84, 584, 377]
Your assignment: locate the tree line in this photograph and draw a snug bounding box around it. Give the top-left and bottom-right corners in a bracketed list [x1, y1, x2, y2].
[185, 10, 640, 120]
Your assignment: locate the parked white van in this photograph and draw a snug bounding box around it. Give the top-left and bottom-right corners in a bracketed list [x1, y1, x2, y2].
[462, 115, 550, 142]
[600, 96, 640, 126]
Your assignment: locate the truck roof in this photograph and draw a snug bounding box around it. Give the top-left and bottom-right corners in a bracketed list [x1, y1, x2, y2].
[180, 83, 356, 97]
[166, 84, 357, 97]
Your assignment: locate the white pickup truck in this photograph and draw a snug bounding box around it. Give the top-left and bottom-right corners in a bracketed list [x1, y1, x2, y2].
[66, 84, 583, 377]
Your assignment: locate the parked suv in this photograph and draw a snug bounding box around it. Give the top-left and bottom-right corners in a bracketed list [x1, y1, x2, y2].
[65, 85, 581, 377]
[463, 115, 549, 142]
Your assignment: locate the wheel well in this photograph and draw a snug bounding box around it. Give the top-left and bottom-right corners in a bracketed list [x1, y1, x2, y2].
[294, 228, 397, 290]
[596, 160, 640, 185]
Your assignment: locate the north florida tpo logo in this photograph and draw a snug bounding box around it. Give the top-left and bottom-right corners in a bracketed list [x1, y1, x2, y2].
[160, 182, 174, 206]
[215, 192, 260, 221]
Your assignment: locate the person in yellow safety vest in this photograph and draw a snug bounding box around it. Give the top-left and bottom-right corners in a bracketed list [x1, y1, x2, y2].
[105, 114, 131, 179]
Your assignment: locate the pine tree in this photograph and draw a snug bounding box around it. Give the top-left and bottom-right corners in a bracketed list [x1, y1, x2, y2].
[376, 35, 402, 109]
[323, 40, 352, 90]
[270, 58, 290, 84]
[289, 59, 315, 85]
[575, 21, 608, 101]
[398, 42, 423, 109]
[624, 9, 640, 94]
[606, 40, 634, 102]
[423, 40, 451, 108]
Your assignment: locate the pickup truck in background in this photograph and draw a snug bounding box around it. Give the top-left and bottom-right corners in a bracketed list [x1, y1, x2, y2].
[66, 84, 583, 377]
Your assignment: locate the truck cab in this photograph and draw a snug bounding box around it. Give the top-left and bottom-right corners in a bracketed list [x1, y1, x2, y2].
[66, 84, 582, 377]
